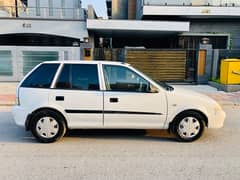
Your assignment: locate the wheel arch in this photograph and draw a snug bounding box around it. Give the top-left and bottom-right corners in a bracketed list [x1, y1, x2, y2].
[169, 109, 208, 133]
[26, 107, 68, 131]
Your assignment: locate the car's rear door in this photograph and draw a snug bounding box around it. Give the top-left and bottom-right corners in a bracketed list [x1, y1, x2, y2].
[49, 63, 103, 129]
[102, 64, 167, 129]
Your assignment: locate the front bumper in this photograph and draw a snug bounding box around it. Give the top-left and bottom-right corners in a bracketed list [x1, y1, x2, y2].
[208, 109, 226, 129]
[12, 106, 29, 128]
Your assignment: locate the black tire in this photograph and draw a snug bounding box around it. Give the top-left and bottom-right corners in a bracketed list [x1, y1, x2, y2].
[172, 111, 205, 142]
[30, 110, 67, 143]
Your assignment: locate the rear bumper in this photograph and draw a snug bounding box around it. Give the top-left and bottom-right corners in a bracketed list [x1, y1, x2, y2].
[12, 106, 30, 128]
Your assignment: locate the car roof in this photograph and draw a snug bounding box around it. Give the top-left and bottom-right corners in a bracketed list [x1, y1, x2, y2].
[42, 60, 129, 66]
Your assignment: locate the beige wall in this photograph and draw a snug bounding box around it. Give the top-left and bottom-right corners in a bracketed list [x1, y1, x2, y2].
[87, 5, 97, 19]
[0, 0, 14, 7]
[111, 0, 118, 19]
[0, 0, 24, 16]
[111, 0, 136, 20]
[111, 0, 128, 19]
[0, 0, 23, 7]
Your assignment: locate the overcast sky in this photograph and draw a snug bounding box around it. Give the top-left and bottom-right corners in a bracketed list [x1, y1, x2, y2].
[82, 0, 107, 18]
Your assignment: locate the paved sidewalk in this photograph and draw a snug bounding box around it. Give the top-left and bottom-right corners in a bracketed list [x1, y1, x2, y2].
[0, 83, 240, 109]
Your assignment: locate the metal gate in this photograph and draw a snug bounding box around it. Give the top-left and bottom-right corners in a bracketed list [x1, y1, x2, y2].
[126, 49, 198, 82]
[94, 48, 197, 82]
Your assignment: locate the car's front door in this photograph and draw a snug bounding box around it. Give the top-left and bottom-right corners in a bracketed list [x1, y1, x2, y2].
[49, 63, 103, 129]
[102, 64, 167, 129]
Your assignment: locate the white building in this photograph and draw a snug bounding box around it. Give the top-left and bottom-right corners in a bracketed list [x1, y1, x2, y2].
[0, 0, 90, 81]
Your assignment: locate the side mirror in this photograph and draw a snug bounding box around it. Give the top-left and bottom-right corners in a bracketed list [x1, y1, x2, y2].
[150, 84, 159, 93]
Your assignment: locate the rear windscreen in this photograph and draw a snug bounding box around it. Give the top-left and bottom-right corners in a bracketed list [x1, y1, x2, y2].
[21, 64, 59, 88]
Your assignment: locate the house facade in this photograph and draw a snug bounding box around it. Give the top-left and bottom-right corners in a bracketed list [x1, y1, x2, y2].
[87, 0, 240, 83]
[1, 0, 240, 82]
[0, 0, 89, 81]
[88, 0, 240, 49]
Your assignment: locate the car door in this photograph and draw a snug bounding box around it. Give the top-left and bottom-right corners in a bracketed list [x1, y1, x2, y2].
[49, 63, 103, 129]
[102, 64, 167, 129]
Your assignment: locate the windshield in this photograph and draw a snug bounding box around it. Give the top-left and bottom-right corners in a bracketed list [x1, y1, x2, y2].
[129, 65, 174, 91]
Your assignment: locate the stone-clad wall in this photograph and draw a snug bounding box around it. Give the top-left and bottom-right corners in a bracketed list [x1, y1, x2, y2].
[190, 21, 240, 49]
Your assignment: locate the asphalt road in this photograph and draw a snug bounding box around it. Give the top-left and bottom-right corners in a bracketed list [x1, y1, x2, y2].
[0, 106, 239, 180]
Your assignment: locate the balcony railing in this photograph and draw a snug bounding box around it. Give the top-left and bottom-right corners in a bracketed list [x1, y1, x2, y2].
[0, 6, 86, 20]
[143, 0, 240, 6]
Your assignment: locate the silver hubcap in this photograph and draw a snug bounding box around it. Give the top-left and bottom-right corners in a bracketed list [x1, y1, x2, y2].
[36, 117, 59, 138]
[178, 117, 201, 139]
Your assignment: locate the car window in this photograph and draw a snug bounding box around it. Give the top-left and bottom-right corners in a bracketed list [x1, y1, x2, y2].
[103, 65, 150, 92]
[21, 64, 59, 88]
[55, 64, 100, 91]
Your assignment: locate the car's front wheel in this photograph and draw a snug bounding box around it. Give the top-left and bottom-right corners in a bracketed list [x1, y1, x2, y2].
[172, 111, 205, 142]
[30, 110, 66, 143]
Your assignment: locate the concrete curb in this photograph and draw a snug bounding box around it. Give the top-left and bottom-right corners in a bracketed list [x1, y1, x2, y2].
[0, 104, 15, 106]
[0, 107, 12, 112]
[0, 102, 15, 106]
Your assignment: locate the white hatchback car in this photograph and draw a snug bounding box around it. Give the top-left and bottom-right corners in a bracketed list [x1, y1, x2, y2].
[12, 61, 225, 143]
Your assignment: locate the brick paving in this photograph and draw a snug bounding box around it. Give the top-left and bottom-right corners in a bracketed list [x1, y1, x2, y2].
[204, 92, 240, 106]
[0, 83, 17, 107]
[174, 85, 240, 106]
[0, 95, 15, 105]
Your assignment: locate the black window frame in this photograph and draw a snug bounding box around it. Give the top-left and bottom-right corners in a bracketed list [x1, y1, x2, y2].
[54, 64, 100, 91]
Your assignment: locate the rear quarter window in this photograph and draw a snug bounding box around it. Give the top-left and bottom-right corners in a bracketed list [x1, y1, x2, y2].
[21, 64, 59, 88]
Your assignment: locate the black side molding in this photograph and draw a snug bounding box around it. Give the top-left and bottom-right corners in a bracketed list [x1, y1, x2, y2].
[65, 110, 162, 115]
[65, 110, 103, 114]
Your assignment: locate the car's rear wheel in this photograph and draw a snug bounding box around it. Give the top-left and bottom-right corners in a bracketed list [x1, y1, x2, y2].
[172, 111, 205, 142]
[30, 110, 66, 143]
